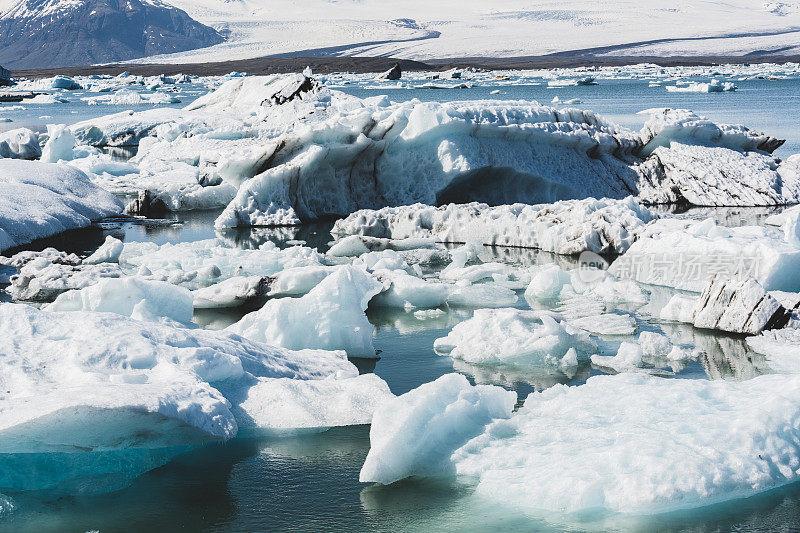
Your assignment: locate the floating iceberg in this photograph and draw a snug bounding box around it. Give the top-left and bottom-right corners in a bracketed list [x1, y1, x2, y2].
[665, 80, 736, 93]
[0, 303, 392, 490]
[45, 277, 195, 324]
[359, 373, 516, 485]
[610, 218, 800, 292]
[227, 266, 383, 357]
[120, 239, 326, 289]
[0, 128, 40, 159]
[450, 372, 800, 515]
[59, 75, 800, 224]
[332, 197, 656, 256]
[0, 160, 122, 254]
[433, 309, 597, 367]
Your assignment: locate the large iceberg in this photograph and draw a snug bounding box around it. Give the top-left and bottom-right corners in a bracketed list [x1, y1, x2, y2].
[0, 303, 392, 490]
[364, 372, 800, 515]
[0, 160, 122, 254]
[62, 75, 800, 228]
[332, 197, 656, 256]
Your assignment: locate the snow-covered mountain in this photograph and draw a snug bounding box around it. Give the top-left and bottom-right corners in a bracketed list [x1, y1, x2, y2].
[127, 0, 800, 64]
[0, 0, 224, 69]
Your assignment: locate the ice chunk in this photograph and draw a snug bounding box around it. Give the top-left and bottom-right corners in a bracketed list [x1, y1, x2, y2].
[0, 303, 392, 489]
[692, 276, 789, 334]
[227, 266, 383, 357]
[591, 342, 644, 372]
[568, 313, 637, 336]
[221, 373, 392, 433]
[0, 128, 40, 159]
[83, 235, 124, 264]
[434, 309, 596, 367]
[3, 249, 124, 302]
[452, 372, 800, 515]
[120, 239, 325, 288]
[0, 160, 122, 254]
[610, 218, 800, 292]
[371, 270, 450, 309]
[446, 283, 519, 308]
[192, 276, 270, 309]
[359, 373, 516, 485]
[660, 293, 698, 323]
[332, 198, 656, 256]
[40, 123, 76, 163]
[747, 328, 800, 373]
[45, 277, 195, 324]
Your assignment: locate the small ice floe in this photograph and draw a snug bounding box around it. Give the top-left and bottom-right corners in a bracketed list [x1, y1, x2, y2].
[227, 266, 383, 357]
[359, 373, 516, 485]
[45, 276, 195, 324]
[665, 79, 736, 92]
[433, 308, 596, 368]
[192, 276, 271, 309]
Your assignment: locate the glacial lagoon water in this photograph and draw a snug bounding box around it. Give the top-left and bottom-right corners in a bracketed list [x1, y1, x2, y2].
[3, 73, 800, 531]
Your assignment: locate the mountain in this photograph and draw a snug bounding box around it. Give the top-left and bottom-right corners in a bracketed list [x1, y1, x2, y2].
[0, 0, 224, 69]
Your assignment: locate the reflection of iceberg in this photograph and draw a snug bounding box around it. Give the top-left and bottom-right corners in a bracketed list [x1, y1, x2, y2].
[660, 322, 768, 380]
[451, 359, 589, 391]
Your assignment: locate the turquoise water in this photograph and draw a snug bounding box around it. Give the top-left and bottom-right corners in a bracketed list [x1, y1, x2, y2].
[2, 74, 800, 531]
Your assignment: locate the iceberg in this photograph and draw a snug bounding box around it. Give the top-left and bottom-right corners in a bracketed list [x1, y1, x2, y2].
[45, 277, 195, 324]
[0, 128, 40, 159]
[359, 373, 516, 485]
[60, 75, 800, 222]
[227, 266, 384, 357]
[332, 198, 656, 256]
[119, 238, 326, 289]
[610, 218, 800, 292]
[433, 309, 597, 367]
[0, 160, 122, 254]
[0, 303, 392, 490]
[692, 276, 790, 334]
[450, 372, 800, 515]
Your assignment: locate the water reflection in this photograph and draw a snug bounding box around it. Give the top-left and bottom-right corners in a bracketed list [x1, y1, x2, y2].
[660, 322, 769, 380]
[650, 204, 788, 228]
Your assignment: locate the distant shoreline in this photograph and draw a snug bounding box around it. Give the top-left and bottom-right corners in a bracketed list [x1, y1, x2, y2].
[10, 53, 800, 79]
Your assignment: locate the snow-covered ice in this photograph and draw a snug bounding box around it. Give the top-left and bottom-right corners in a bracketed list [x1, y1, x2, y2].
[333, 198, 656, 256]
[45, 277, 195, 324]
[433, 309, 596, 368]
[0, 160, 122, 254]
[610, 218, 800, 292]
[451, 372, 800, 515]
[0, 302, 393, 488]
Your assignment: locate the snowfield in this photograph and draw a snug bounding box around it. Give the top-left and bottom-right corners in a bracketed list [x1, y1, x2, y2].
[115, 0, 800, 64]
